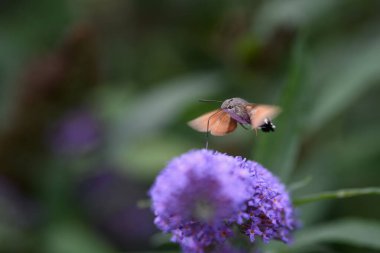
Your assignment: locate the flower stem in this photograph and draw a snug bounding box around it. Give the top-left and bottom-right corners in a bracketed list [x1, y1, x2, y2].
[293, 187, 380, 206]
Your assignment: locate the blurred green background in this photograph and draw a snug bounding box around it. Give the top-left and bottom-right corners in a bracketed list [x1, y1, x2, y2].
[0, 0, 380, 252]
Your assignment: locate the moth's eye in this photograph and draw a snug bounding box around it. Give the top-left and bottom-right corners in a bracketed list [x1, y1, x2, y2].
[227, 105, 233, 109]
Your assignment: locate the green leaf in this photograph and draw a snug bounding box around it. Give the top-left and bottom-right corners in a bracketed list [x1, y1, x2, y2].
[293, 187, 380, 206]
[332, 127, 380, 172]
[254, 35, 306, 182]
[252, 0, 340, 40]
[43, 222, 116, 253]
[292, 219, 380, 250]
[116, 135, 194, 181]
[105, 73, 220, 179]
[113, 72, 219, 141]
[106, 72, 219, 165]
[288, 176, 313, 193]
[306, 33, 380, 134]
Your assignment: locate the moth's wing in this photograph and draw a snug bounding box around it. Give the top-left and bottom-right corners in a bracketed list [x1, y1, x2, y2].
[246, 104, 281, 129]
[188, 109, 223, 133]
[188, 109, 237, 136]
[210, 113, 237, 136]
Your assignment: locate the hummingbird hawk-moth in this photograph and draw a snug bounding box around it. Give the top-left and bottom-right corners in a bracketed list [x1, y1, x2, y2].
[188, 98, 281, 140]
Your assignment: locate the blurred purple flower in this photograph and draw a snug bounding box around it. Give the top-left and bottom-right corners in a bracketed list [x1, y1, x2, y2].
[149, 149, 297, 252]
[77, 168, 156, 251]
[48, 109, 103, 155]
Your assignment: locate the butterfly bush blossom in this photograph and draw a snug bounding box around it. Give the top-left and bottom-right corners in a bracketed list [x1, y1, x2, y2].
[149, 149, 297, 252]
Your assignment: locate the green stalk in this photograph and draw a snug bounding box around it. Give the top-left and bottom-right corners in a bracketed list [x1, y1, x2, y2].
[293, 187, 380, 206]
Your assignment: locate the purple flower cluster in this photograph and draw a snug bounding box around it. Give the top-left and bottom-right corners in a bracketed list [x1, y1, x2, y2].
[236, 157, 296, 244]
[149, 149, 297, 252]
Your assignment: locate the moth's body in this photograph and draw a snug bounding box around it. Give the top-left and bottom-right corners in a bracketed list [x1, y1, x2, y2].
[221, 98, 251, 124]
[188, 97, 280, 138]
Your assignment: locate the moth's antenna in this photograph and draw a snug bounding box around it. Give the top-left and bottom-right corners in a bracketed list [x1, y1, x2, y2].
[205, 109, 223, 149]
[199, 99, 223, 103]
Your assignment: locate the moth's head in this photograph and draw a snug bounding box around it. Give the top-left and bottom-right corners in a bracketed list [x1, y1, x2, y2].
[221, 97, 248, 111]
